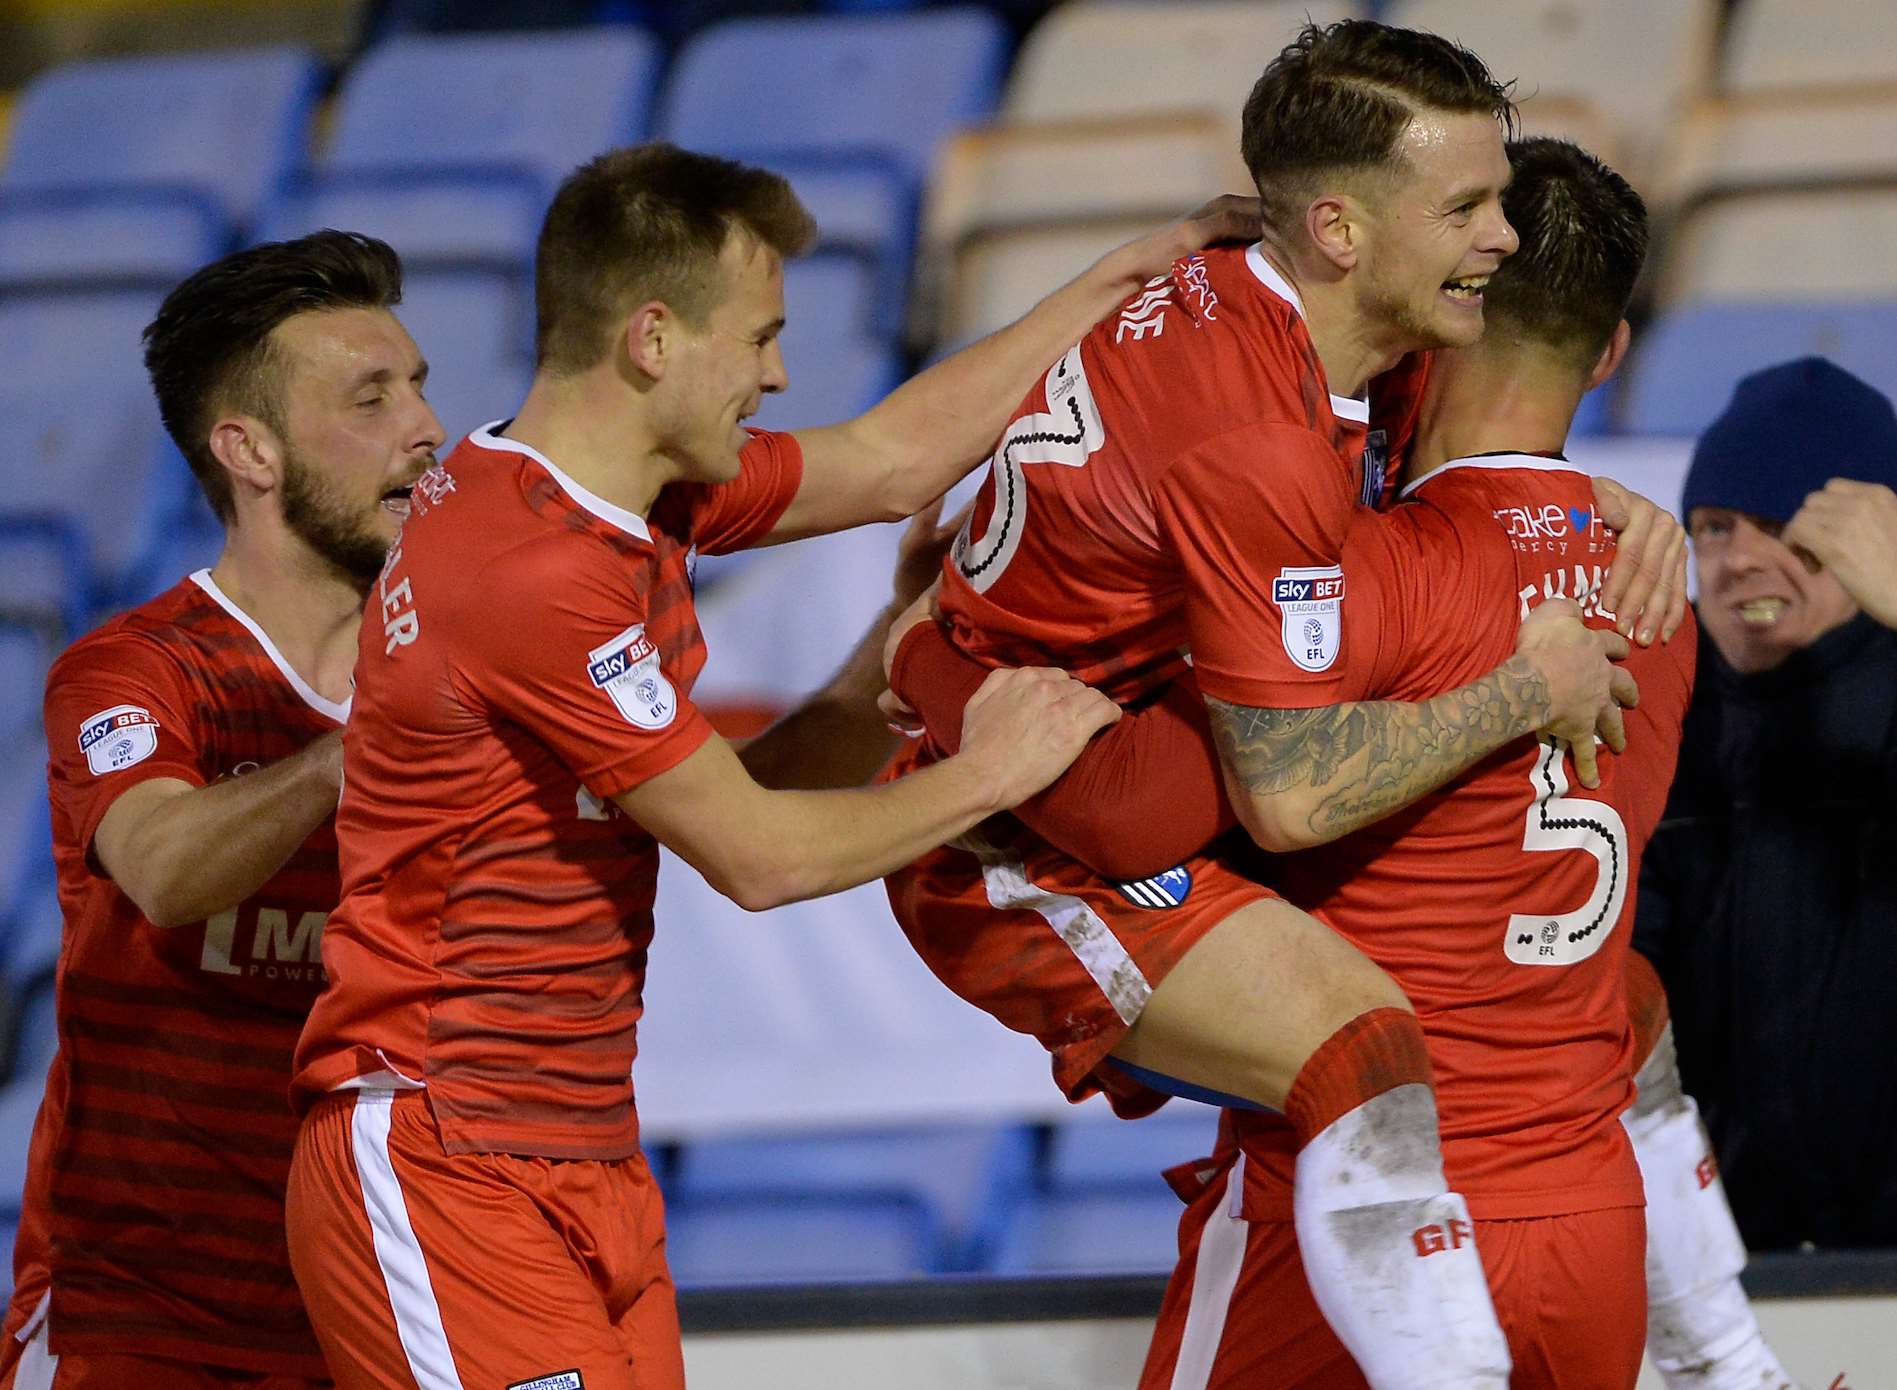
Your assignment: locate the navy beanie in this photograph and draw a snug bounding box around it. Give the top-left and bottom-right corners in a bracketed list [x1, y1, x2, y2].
[1681, 357, 1897, 524]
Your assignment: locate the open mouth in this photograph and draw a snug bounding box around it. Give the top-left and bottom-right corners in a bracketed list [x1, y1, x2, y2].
[1737, 597, 1787, 626]
[1442, 274, 1489, 303]
[380, 485, 414, 517]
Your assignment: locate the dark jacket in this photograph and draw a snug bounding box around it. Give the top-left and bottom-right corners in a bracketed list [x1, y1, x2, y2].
[1635, 611, 1897, 1250]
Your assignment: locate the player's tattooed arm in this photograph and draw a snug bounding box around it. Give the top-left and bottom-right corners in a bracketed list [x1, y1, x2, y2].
[1206, 597, 1637, 850]
[1204, 655, 1551, 849]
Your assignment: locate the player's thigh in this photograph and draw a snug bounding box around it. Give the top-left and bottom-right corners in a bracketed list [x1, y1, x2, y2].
[887, 839, 1256, 1105]
[1483, 1207, 1646, 1390]
[287, 1092, 636, 1390]
[1113, 894, 1411, 1111]
[1140, 1159, 1365, 1390]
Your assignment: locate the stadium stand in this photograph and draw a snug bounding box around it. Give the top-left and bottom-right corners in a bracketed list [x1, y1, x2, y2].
[1721, 0, 1897, 95]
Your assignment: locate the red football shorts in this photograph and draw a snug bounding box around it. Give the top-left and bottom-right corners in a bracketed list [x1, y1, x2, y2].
[883, 759, 1275, 1112]
[285, 1090, 681, 1390]
[1139, 1153, 1647, 1390]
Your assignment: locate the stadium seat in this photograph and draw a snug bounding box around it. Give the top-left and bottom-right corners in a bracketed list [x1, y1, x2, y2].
[936, 217, 1157, 349]
[1621, 304, 1897, 436]
[0, 48, 322, 278]
[1722, 0, 1897, 95]
[1659, 188, 1897, 305]
[988, 1186, 1186, 1276]
[1383, 0, 1720, 176]
[782, 253, 881, 348]
[268, 28, 659, 272]
[1002, 1, 1360, 129]
[1042, 1105, 1221, 1190]
[0, 737, 54, 991]
[671, 1124, 1035, 1264]
[750, 338, 898, 433]
[391, 270, 536, 444]
[0, 973, 53, 1223]
[0, 628, 53, 748]
[1657, 90, 1897, 216]
[776, 159, 915, 338]
[665, 1192, 943, 1285]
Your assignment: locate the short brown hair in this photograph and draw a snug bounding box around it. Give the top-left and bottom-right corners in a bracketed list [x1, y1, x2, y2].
[1241, 20, 1516, 231]
[143, 230, 404, 522]
[534, 143, 817, 376]
[1484, 138, 1649, 368]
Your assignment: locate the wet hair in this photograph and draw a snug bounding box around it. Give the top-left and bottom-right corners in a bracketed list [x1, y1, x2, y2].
[1241, 19, 1516, 231]
[534, 142, 817, 375]
[1484, 137, 1649, 367]
[143, 230, 404, 522]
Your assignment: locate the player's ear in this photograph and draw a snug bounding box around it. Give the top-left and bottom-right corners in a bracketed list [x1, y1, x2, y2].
[622, 301, 671, 383]
[1586, 320, 1632, 392]
[206, 413, 284, 506]
[1304, 193, 1362, 273]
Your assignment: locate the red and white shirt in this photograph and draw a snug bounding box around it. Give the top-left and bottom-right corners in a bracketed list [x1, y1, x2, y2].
[16, 572, 346, 1374]
[292, 425, 803, 1161]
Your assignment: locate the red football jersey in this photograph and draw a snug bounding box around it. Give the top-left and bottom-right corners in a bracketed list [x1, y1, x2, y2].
[17, 572, 345, 1374]
[935, 243, 1391, 709]
[291, 425, 802, 1161]
[1234, 454, 1697, 1220]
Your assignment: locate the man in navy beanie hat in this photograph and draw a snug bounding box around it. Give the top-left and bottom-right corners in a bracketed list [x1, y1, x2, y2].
[1636, 355, 1897, 1258]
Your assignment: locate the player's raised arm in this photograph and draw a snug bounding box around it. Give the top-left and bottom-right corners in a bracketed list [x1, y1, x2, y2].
[615, 666, 1119, 911]
[1207, 599, 1635, 851]
[763, 196, 1262, 544]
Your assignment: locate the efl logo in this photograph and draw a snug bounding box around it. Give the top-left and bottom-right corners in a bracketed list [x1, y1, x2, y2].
[585, 625, 676, 731]
[78, 705, 160, 777]
[1412, 1217, 1473, 1258]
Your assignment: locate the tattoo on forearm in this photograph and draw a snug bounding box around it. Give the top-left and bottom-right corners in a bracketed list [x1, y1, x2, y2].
[1206, 655, 1551, 838]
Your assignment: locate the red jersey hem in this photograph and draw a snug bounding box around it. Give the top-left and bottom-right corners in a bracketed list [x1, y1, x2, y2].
[48, 1326, 327, 1378]
[433, 1115, 642, 1163]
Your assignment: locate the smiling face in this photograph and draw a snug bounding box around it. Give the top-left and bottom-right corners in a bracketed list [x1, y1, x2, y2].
[1690, 506, 1859, 673]
[657, 231, 788, 484]
[266, 306, 443, 584]
[1356, 108, 1518, 351]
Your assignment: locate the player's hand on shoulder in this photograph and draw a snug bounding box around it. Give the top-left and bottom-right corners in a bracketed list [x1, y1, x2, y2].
[958, 667, 1120, 807]
[1514, 597, 1638, 789]
[1592, 476, 1688, 646]
[1098, 194, 1264, 286]
[1783, 478, 1897, 629]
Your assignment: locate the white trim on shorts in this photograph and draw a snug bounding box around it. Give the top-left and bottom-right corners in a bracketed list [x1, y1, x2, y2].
[980, 857, 1152, 1024]
[348, 1089, 467, 1390]
[1169, 1153, 1251, 1390]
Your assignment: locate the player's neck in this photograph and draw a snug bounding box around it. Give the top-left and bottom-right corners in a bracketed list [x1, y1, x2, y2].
[1257, 244, 1405, 399]
[507, 369, 674, 519]
[1405, 348, 1579, 485]
[207, 525, 364, 704]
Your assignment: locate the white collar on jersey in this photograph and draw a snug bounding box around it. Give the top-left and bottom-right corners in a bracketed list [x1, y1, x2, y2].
[1243, 243, 1370, 425]
[1398, 451, 1581, 501]
[464, 422, 654, 543]
[189, 570, 352, 724]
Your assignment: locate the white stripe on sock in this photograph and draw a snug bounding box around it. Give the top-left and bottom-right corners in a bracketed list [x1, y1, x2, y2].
[981, 857, 1151, 1024]
[349, 1090, 466, 1390]
[1169, 1153, 1250, 1390]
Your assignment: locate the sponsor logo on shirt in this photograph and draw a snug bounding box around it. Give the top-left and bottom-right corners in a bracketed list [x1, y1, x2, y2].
[587, 624, 677, 731]
[1115, 865, 1193, 909]
[78, 704, 160, 776]
[1492, 500, 1609, 554]
[1177, 255, 1220, 323]
[507, 1372, 583, 1390]
[1271, 566, 1345, 672]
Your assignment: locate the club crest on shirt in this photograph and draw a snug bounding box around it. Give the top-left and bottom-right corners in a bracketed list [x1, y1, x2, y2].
[1271, 566, 1345, 672]
[1115, 865, 1193, 910]
[586, 624, 676, 731]
[78, 704, 160, 776]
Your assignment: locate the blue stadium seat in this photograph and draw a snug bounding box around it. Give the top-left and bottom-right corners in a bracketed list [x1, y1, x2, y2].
[751, 339, 899, 432]
[665, 1192, 943, 1285]
[0, 629, 54, 747]
[0, 292, 183, 624]
[671, 1124, 1034, 1262]
[392, 271, 537, 444]
[0, 1211, 16, 1302]
[0, 974, 54, 1221]
[1043, 1104, 1222, 1190]
[264, 28, 658, 273]
[783, 253, 882, 347]
[0, 48, 322, 282]
[776, 157, 917, 338]
[1621, 302, 1897, 436]
[989, 1187, 1186, 1276]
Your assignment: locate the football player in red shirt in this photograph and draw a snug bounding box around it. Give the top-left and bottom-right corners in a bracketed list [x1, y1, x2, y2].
[880, 24, 1682, 1388]
[280, 145, 1268, 1390]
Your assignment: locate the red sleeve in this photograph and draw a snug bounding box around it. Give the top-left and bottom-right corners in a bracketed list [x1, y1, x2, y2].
[1153, 422, 1360, 711]
[461, 541, 715, 800]
[689, 428, 806, 556]
[44, 632, 208, 856]
[889, 620, 1235, 880]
